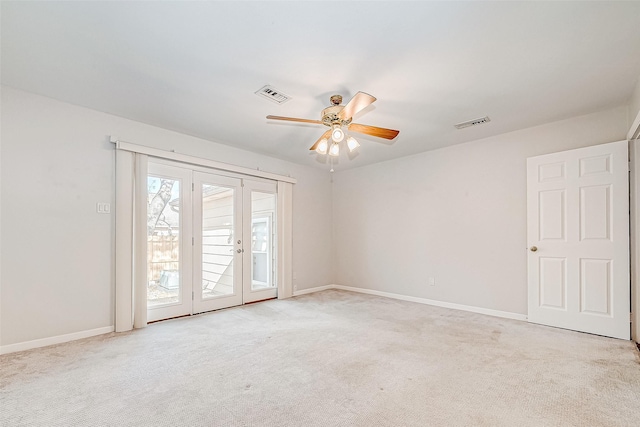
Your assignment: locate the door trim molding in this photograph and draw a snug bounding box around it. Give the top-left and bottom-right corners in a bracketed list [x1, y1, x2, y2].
[631, 139, 640, 343]
[627, 109, 640, 141]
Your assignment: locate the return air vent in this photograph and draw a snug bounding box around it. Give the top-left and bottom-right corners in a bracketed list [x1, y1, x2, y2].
[255, 85, 291, 104]
[454, 116, 491, 129]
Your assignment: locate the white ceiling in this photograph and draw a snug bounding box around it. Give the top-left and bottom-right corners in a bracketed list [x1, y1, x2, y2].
[2, 1, 640, 170]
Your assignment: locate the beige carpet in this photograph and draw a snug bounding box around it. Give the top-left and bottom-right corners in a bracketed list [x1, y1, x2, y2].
[1, 289, 639, 426]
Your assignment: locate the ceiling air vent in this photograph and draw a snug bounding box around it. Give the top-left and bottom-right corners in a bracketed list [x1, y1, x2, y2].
[255, 85, 291, 104]
[454, 116, 491, 129]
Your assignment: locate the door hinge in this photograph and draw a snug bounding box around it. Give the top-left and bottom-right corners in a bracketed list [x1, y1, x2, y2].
[192, 182, 195, 191]
[192, 237, 194, 245]
[192, 291, 194, 300]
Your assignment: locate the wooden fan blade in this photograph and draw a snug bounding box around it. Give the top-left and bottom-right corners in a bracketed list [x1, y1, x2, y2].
[349, 123, 400, 140]
[267, 115, 323, 125]
[309, 130, 331, 151]
[338, 91, 377, 121]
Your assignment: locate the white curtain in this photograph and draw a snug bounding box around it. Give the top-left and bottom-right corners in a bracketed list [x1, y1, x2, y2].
[115, 150, 148, 332]
[277, 181, 294, 299]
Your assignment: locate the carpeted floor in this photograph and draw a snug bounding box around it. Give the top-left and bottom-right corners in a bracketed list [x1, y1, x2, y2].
[1, 289, 639, 426]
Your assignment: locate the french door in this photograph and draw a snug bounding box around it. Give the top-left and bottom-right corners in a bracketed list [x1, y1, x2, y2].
[147, 161, 277, 322]
[242, 180, 278, 303]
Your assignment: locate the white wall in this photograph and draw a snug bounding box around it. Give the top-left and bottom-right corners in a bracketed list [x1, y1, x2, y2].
[332, 107, 629, 316]
[0, 86, 333, 347]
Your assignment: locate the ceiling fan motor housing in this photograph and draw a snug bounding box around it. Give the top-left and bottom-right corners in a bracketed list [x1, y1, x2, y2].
[322, 104, 351, 127]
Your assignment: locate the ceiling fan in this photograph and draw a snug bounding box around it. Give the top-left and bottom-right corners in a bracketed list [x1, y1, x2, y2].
[266, 91, 399, 157]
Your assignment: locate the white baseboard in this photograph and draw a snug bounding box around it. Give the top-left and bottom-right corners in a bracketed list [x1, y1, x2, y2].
[1, 287, 526, 354]
[292, 285, 334, 296]
[294, 284, 527, 322]
[0, 326, 115, 355]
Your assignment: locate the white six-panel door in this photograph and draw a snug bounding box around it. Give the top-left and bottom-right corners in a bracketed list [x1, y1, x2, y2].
[527, 140, 630, 339]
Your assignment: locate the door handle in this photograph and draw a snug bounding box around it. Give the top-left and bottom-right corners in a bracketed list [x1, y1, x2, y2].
[237, 249, 244, 253]
[530, 246, 538, 252]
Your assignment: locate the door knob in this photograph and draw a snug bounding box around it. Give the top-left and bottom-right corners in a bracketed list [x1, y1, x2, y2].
[530, 246, 538, 252]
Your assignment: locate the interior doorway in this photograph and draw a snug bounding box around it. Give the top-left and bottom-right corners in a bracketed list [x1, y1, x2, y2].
[526, 140, 630, 339]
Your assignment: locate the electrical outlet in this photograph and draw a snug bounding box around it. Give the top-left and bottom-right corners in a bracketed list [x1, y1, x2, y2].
[428, 277, 436, 287]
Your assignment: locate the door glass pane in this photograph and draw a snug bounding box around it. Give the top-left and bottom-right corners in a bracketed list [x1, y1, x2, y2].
[251, 192, 276, 290]
[202, 184, 235, 299]
[147, 176, 181, 307]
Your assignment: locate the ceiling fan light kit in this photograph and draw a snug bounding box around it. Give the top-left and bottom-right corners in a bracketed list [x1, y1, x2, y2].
[329, 142, 340, 157]
[346, 136, 360, 152]
[331, 125, 345, 142]
[316, 138, 329, 155]
[266, 91, 400, 167]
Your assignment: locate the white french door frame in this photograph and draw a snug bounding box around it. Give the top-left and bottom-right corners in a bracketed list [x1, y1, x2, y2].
[192, 171, 243, 314]
[148, 160, 280, 320]
[243, 179, 278, 303]
[114, 140, 294, 332]
[146, 162, 194, 323]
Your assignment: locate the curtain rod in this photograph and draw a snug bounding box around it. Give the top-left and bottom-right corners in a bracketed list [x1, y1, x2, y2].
[110, 136, 297, 184]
